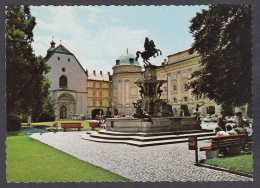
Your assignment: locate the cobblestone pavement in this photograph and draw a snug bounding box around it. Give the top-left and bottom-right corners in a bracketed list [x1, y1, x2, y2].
[22, 128, 253, 182]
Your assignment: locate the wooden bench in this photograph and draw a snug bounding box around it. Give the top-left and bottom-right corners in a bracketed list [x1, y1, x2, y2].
[200, 134, 246, 159]
[89, 122, 100, 131]
[61, 123, 83, 131]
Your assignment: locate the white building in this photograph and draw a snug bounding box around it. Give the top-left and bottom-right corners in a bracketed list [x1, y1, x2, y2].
[45, 40, 88, 119]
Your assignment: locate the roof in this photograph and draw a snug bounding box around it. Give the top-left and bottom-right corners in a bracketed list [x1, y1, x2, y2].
[167, 49, 191, 57]
[88, 73, 110, 81]
[45, 44, 87, 76]
[53, 44, 73, 55]
[116, 53, 140, 66]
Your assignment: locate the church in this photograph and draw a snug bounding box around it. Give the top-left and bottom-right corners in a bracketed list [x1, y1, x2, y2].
[45, 39, 88, 119]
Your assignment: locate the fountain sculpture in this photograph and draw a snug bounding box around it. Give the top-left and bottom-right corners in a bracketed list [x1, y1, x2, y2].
[105, 37, 200, 133]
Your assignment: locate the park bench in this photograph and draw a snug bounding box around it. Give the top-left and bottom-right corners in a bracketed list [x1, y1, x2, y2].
[89, 122, 100, 131]
[61, 122, 83, 131]
[200, 134, 246, 159]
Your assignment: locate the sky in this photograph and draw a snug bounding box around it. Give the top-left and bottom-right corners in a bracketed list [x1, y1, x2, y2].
[30, 5, 208, 73]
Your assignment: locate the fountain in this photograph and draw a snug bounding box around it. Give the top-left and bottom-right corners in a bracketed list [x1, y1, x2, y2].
[105, 38, 200, 133]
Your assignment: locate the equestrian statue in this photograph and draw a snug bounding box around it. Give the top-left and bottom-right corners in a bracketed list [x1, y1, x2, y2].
[135, 37, 162, 66]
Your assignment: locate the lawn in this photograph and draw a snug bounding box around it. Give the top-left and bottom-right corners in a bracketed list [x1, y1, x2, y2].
[6, 132, 129, 182]
[203, 154, 253, 174]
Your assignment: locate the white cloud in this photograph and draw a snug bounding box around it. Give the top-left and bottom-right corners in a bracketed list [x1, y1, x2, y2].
[31, 6, 170, 72]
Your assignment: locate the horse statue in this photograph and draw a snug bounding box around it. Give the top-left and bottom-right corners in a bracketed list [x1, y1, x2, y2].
[136, 37, 162, 66]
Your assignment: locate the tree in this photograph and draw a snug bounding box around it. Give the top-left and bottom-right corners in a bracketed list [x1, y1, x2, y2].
[6, 6, 53, 131]
[189, 5, 252, 114]
[36, 96, 56, 122]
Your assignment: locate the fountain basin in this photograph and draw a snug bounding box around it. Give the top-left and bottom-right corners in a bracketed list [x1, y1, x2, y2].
[106, 117, 200, 133]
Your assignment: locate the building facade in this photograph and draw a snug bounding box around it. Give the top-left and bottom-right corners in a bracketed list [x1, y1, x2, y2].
[45, 40, 88, 119]
[86, 70, 112, 119]
[112, 52, 143, 116]
[156, 50, 221, 116]
[45, 39, 248, 119]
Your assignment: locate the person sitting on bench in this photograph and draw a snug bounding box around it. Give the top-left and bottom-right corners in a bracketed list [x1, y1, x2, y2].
[226, 124, 238, 135]
[215, 126, 229, 154]
[233, 124, 246, 134]
[215, 126, 229, 137]
[243, 123, 253, 137]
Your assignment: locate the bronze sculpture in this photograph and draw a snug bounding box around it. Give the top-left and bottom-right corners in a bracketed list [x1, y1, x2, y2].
[135, 37, 162, 66]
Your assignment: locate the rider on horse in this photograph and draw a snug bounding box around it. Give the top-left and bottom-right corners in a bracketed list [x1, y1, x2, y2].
[136, 37, 162, 66]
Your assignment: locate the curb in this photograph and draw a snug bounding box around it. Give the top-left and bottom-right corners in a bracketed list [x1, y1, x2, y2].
[196, 162, 253, 178]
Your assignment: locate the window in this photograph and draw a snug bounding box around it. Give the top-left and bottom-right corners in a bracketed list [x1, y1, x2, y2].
[59, 75, 67, 88]
[184, 84, 189, 91]
[99, 91, 102, 97]
[184, 97, 188, 101]
[99, 83, 102, 88]
[68, 58, 70, 62]
[93, 101, 96, 106]
[99, 101, 102, 107]
[93, 82, 96, 88]
[174, 98, 177, 103]
[173, 85, 177, 91]
[93, 91, 96, 96]
[62, 68, 65, 72]
[109, 92, 112, 97]
[58, 57, 60, 60]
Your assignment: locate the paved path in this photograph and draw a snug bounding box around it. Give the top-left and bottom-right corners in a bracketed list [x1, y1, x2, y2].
[21, 128, 252, 182]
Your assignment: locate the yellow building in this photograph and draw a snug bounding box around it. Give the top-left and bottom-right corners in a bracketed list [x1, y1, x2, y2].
[112, 52, 143, 116]
[87, 70, 112, 119]
[156, 50, 221, 116]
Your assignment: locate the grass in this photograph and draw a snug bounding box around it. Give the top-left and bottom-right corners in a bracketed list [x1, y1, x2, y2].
[21, 120, 102, 131]
[6, 132, 129, 182]
[203, 154, 253, 174]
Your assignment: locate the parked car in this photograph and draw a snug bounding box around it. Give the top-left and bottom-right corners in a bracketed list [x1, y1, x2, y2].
[226, 116, 236, 123]
[200, 118, 218, 130]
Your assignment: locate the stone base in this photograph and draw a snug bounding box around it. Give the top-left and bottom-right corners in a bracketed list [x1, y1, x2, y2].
[106, 117, 200, 133]
[205, 150, 219, 159]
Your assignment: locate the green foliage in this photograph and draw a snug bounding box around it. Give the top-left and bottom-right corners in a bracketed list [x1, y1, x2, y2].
[204, 154, 253, 174]
[34, 96, 56, 122]
[6, 6, 52, 130]
[6, 133, 129, 182]
[189, 5, 252, 108]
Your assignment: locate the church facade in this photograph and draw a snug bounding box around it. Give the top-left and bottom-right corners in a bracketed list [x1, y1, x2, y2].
[45, 40, 88, 119]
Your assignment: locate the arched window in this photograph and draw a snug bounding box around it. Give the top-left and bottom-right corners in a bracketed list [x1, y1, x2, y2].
[59, 75, 67, 88]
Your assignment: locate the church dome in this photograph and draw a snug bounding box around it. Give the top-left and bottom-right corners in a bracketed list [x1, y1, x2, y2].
[47, 47, 55, 52]
[116, 53, 140, 66]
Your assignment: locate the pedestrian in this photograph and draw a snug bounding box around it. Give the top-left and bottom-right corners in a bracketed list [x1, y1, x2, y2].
[217, 110, 227, 131]
[27, 115, 31, 127]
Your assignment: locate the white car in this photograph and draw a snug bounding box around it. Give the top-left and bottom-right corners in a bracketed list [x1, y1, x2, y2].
[200, 119, 218, 130]
[226, 116, 236, 123]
